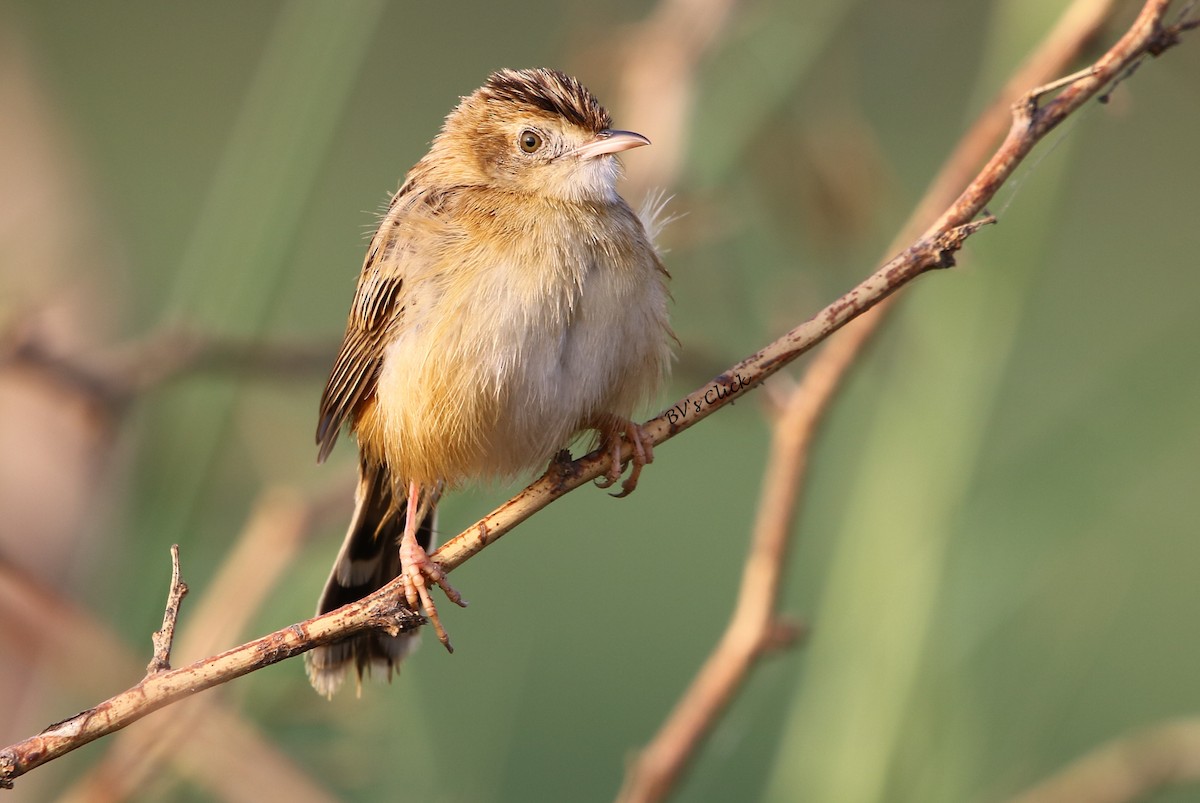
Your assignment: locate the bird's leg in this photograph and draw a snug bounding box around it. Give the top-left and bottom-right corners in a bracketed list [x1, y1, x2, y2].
[593, 416, 655, 498]
[399, 480, 466, 652]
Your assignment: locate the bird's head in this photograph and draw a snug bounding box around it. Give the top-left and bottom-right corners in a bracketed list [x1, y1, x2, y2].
[426, 68, 649, 203]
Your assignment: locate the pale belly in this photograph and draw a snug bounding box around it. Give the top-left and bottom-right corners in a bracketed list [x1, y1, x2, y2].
[363, 253, 669, 486]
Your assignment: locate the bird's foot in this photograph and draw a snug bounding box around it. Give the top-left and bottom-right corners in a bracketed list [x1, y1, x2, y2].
[594, 417, 655, 498]
[400, 537, 466, 653]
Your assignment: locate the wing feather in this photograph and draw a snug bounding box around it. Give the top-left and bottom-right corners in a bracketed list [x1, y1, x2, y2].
[315, 205, 409, 462]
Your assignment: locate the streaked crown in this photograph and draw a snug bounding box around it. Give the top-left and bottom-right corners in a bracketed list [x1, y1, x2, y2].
[479, 68, 612, 133]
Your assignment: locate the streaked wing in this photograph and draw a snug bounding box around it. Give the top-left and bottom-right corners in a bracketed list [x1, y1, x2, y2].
[315, 201, 409, 462]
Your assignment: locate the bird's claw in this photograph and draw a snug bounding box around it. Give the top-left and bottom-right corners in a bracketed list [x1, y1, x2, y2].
[595, 418, 654, 498]
[400, 539, 466, 653]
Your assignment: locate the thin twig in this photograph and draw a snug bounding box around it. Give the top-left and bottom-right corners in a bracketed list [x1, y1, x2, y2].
[0, 547, 341, 802]
[62, 485, 348, 801]
[430, 0, 1195, 576]
[146, 545, 188, 675]
[0, 0, 1194, 789]
[0, 579, 423, 788]
[427, 215, 990, 577]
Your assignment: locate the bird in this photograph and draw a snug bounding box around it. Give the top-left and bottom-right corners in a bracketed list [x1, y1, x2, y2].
[305, 68, 674, 697]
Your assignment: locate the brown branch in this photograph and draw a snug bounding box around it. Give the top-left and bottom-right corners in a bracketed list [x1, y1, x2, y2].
[616, 373, 823, 803]
[105, 327, 336, 394]
[0, 543, 343, 802]
[614, 0, 1122, 799]
[0, 485, 348, 799]
[146, 545, 188, 675]
[0, 578, 422, 788]
[429, 0, 1196, 580]
[59, 484, 348, 801]
[0, 319, 335, 417]
[1, 0, 1195, 789]
[1009, 718, 1200, 803]
[65, 706, 344, 803]
[425, 213, 987, 579]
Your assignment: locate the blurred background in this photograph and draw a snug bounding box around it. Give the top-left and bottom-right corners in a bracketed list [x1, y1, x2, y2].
[2, 0, 1199, 801]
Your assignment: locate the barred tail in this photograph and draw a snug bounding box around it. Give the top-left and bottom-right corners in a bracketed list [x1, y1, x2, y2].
[305, 460, 435, 697]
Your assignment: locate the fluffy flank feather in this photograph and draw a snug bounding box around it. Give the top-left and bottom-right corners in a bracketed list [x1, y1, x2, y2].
[637, 189, 678, 255]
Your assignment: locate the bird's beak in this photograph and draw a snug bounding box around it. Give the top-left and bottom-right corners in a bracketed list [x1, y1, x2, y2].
[572, 129, 651, 160]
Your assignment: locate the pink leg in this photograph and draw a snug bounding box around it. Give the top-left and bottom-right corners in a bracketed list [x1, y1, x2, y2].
[399, 481, 466, 652]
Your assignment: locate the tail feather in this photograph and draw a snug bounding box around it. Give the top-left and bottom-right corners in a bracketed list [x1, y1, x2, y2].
[306, 461, 436, 698]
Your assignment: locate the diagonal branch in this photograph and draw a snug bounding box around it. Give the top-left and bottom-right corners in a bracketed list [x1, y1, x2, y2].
[0, 572, 423, 789]
[430, 0, 1195, 574]
[613, 0, 1122, 799]
[1, 0, 1195, 789]
[56, 484, 348, 801]
[0, 518, 343, 802]
[428, 214, 989, 576]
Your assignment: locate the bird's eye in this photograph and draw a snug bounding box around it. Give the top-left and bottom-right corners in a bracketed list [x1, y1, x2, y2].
[519, 129, 544, 154]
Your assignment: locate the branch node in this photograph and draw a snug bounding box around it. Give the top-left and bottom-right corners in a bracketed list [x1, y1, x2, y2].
[929, 215, 996, 270]
[146, 545, 188, 675]
[760, 618, 809, 655]
[366, 593, 425, 639]
[1148, 2, 1199, 56]
[547, 448, 582, 491]
[1029, 66, 1099, 105]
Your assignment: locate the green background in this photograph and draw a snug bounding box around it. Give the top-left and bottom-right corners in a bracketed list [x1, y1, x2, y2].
[2, 0, 1199, 801]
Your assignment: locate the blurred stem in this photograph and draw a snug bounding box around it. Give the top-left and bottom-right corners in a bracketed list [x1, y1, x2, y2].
[691, 0, 860, 188]
[145, 0, 383, 543]
[1010, 718, 1200, 803]
[761, 1, 1099, 796]
[616, 372, 821, 803]
[763, 264, 1029, 803]
[164, 0, 384, 329]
